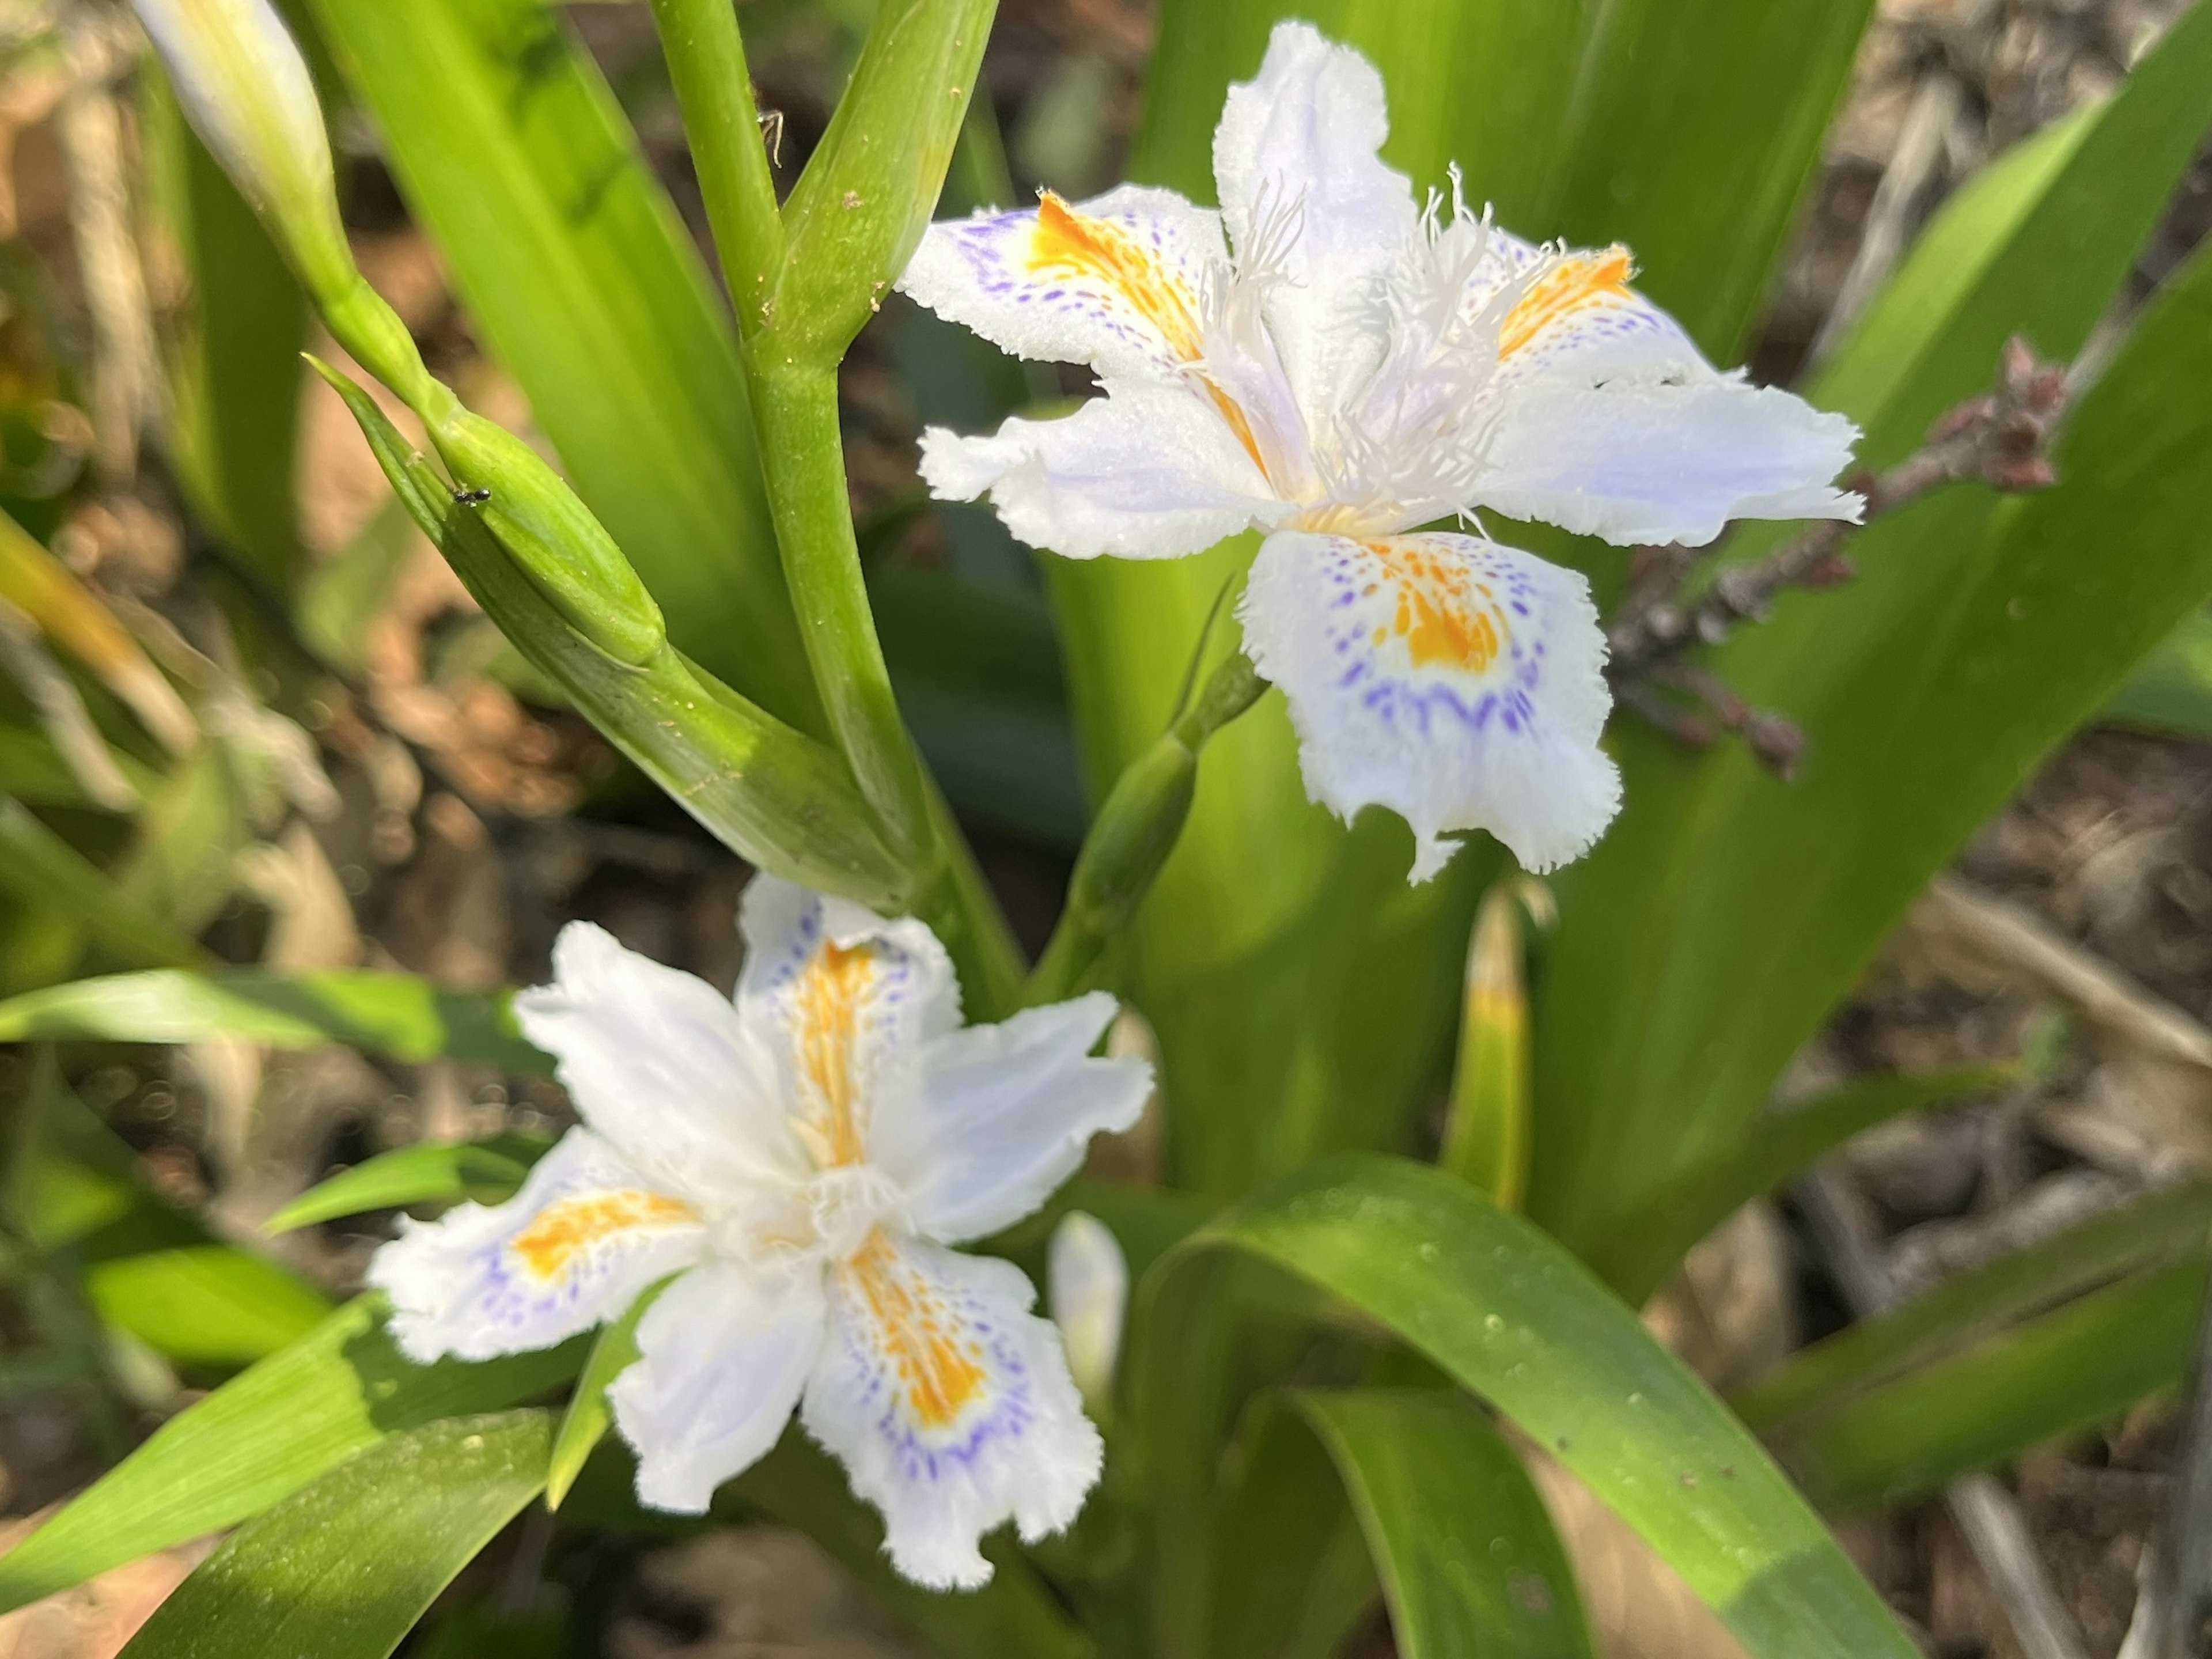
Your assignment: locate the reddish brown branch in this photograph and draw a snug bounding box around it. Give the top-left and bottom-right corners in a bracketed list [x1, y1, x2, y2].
[1607, 337, 2069, 687]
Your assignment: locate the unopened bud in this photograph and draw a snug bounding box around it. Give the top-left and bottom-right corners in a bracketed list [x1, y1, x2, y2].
[132, 0, 355, 304]
[1798, 554, 1855, 589]
[1988, 455, 2058, 493]
[1048, 1211, 1128, 1417]
[429, 411, 665, 665]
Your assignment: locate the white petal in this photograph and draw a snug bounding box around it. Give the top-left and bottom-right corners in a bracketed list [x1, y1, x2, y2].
[1474, 373, 1863, 546]
[1465, 247, 1862, 546]
[919, 377, 1286, 560]
[1211, 22, 1418, 438]
[802, 1235, 1100, 1590]
[872, 992, 1149, 1244]
[897, 184, 1230, 382]
[513, 922, 801, 1200]
[1241, 531, 1621, 881]
[610, 1261, 825, 1514]
[368, 1127, 706, 1363]
[735, 876, 963, 1170]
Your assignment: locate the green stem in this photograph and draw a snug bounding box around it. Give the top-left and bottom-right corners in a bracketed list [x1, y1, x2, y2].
[643, 0, 784, 340]
[1027, 652, 1268, 1005]
[748, 362, 935, 869]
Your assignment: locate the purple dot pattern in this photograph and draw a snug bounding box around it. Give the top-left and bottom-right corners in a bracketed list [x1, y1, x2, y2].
[1316, 536, 1552, 741]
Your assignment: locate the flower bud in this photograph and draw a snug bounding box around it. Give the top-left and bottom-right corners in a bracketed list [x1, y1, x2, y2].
[132, 0, 356, 305]
[1048, 1211, 1128, 1418]
[429, 411, 665, 666]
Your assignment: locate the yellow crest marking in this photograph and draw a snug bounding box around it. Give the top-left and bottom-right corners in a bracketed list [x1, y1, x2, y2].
[511, 1190, 698, 1282]
[1365, 539, 1505, 673]
[794, 939, 878, 1168]
[846, 1233, 987, 1430]
[1025, 192, 1270, 478]
[1028, 191, 1205, 359]
[1497, 247, 1634, 359]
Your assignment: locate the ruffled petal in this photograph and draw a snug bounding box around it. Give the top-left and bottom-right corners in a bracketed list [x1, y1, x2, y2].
[735, 876, 962, 1171]
[1461, 236, 1862, 546]
[369, 1127, 706, 1363]
[1472, 372, 1863, 546]
[1211, 21, 1418, 438]
[1241, 530, 1620, 881]
[919, 377, 1286, 560]
[897, 184, 1230, 383]
[802, 1234, 1100, 1590]
[513, 923, 800, 1202]
[871, 992, 1149, 1245]
[609, 1260, 825, 1513]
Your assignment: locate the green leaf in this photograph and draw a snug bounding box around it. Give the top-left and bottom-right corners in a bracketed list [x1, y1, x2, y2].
[1589, 1063, 2019, 1297]
[1134, 1156, 1916, 1659]
[1531, 8, 2212, 1276]
[266, 1131, 550, 1234]
[0, 1299, 581, 1614]
[117, 1410, 550, 1659]
[21, 1067, 333, 1365]
[303, 0, 814, 722]
[2105, 608, 2212, 737]
[1293, 1389, 1596, 1659]
[1783, 1255, 2206, 1512]
[0, 800, 209, 973]
[84, 1247, 329, 1367]
[0, 967, 548, 1070]
[546, 1275, 665, 1509]
[0, 724, 159, 811]
[1734, 1180, 2212, 1435]
[295, 495, 419, 675]
[145, 73, 308, 596]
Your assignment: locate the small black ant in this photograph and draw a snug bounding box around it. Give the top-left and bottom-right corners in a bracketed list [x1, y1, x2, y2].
[452, 487, 492, 506]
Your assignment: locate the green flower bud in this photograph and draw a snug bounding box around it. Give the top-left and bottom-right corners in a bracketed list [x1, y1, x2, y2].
[427, 411, 666, 667]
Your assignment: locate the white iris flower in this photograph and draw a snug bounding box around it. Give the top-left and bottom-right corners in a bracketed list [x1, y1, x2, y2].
[900, 21, 1862, 880]
[370, 877, 1150, 1589]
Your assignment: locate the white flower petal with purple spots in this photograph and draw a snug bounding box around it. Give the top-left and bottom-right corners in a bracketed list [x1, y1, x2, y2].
[802, 1236, 1099, 1591]
[368, 878, 1150, 1588]
[1241, 530, 1620, 880]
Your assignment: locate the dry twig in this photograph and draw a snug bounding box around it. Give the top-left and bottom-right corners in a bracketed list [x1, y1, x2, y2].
[1606, 339, 2070, 766]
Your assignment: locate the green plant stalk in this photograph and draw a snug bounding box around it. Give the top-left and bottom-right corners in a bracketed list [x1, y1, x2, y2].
[1437, 884, 1531, 1209]
[312, 356, 912, 908]
[773, 0, 998, 364]
[643, 0, 782, 342]
[1028, 652, 1268, 1004]
[747, 363, 935, 868]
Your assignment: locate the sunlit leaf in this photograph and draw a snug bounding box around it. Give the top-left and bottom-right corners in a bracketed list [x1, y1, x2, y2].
[118, 1410, 550, 1659]
[0, 1300, 581, 1614]
[1134, 1156, 1917, 1659]
[0, 967, 548, 1070]
[1531, 5, 2212, 1277]
[266, 1132, 550, 1234]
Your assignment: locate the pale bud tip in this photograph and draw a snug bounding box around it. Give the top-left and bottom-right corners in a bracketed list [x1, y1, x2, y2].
[1048, 1211, 1128, 1414]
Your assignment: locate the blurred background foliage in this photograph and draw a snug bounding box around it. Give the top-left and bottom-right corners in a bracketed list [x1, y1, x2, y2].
[1, 0, 2211, 1655]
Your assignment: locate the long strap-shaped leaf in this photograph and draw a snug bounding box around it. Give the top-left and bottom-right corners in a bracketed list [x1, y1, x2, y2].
[1532, 1, 2212, 1269]
[1218, 1389, 1597, 1659]
[0, 1300, 579, 1614]
[117, 1411, 550, 1659]
[1132, 1156, 1917, 1659]
[0, 967, 547, 1070]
